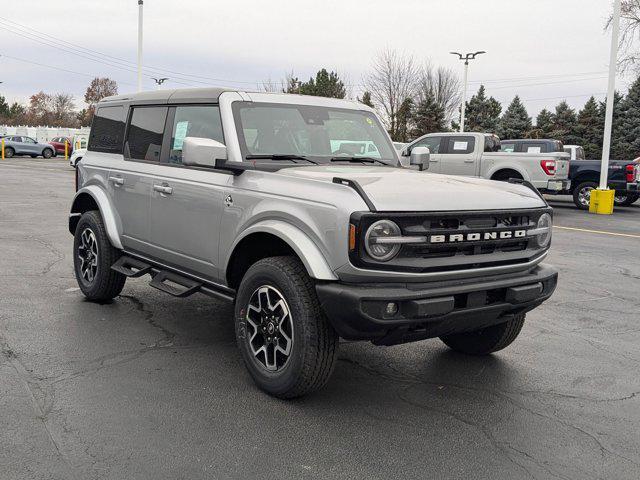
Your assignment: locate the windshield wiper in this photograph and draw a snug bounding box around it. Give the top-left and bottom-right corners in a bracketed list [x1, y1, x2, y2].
[330, 156, 390, 166]
[245, 154, 318, 164]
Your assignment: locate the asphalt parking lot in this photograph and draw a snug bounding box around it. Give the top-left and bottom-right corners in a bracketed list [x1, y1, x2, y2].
[1, 157, 639, 480]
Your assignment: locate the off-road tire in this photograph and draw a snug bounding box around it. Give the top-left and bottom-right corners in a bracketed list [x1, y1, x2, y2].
[73, 210, 126, 301]
[4, 147, 14, 158]
[614, 192, 640, 207]
[234, 256, 338, 398]
[573, 181, 598, 210]
[440, 313, 526, 355]
[42, 148, 54, 159]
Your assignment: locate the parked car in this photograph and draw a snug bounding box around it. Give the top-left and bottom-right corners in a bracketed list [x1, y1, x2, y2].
[401, 132, 571, 193]
[501, 138, 564, 154]
[69, 148, 86, 168]
[1, 136, 56, 158]
[552, 157, 640, 209]
[49, 136, 74, 156]
[69, 88, 558, 398]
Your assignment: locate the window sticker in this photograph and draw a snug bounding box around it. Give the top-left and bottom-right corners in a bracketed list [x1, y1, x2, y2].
[453, 141, 468, 151]
[527, 146, 542, 153]
[173, 121, 189, 149]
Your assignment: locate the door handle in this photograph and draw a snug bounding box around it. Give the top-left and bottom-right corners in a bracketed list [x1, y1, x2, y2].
[429, 158, 439, 162]
[109, 176, 124, 186]
[153, 184, 173, 195]
[464, 159, 475, 163]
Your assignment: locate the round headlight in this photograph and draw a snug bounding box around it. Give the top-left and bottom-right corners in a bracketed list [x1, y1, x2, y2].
[536, 213, 552, 248]
[365, 220, 402, 261]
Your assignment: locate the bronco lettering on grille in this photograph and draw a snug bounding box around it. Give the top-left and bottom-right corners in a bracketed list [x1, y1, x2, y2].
[429, 230, 527, 243]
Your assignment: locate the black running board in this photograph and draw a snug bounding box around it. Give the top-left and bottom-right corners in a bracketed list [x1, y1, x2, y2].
[111, 255, 235, 302]
[149, 270, 201, 298]
[111, 256, 152, 277]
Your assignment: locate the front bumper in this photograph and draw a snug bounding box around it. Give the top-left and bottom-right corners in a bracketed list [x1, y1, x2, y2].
[544, 179, 571, 192]
[316, 265, 557, 345]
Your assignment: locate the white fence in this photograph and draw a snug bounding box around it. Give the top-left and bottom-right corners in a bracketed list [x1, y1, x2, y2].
[0, 125, 90, 149]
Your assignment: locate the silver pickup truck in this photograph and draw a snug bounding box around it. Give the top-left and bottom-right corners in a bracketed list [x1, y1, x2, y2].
[69, 88, 558, 398]
[401, 132, 571, 193]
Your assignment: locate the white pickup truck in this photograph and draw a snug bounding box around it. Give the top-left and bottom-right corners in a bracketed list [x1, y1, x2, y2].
[401, 132, 571, 193]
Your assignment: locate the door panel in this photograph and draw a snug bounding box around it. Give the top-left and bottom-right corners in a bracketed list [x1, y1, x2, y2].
[148, 167, 228, 280]
[439, 135, 479, 176]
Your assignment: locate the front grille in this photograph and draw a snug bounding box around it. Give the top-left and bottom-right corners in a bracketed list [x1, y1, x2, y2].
[350, 208, 550, 274]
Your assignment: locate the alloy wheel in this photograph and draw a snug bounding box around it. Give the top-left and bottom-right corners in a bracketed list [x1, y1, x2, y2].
[245, 285, 294, 371]
[578, 186, 594, 207]
[78, 228, 99, 283]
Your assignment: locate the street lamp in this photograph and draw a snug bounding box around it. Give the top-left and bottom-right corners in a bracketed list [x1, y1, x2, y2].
[152, 77, 169, 89]
[137, 0, 144, 92]
[450, 51, 486, 132]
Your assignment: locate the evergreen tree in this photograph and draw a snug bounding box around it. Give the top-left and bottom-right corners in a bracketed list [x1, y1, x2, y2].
[394, 97, 414, 142]
[464, 85, 502, 133]
[297, 69, 346, 99]
[0, 95, 9, 118]
[529, 108, 554, 138]
[411, 90, 446, 137]
[610, 85, 638, 159]
[497, 95, 532, 139]
[576, 96, 601, 158]
[549, 101, 580, 144]
[358, 91, 374, 108]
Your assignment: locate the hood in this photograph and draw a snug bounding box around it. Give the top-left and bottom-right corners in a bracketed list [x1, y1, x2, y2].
[278, 165, 546, 211]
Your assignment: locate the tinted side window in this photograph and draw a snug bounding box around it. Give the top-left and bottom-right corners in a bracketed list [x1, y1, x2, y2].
[89, 106, 126, 153]
[126, 106, 168, 162]
[168, 105, 224, 164]
[412, 136, 441, 154]
[484, 135, 501, 152]
[444, 136, 475, 154]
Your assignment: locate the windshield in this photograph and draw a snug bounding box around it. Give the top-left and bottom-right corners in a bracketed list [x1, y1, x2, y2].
[232, 101, 397, 165]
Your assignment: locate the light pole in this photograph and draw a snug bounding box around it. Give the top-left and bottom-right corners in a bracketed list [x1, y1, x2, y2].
[152, 77, 169, 90]
[137, 0, 144, 92]
[450, 51, 486, 132]
[589, 0, 621, 214]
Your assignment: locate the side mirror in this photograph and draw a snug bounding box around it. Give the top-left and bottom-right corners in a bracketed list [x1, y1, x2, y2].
[182, 137, 227, 168]
[409, 146, 430, 171]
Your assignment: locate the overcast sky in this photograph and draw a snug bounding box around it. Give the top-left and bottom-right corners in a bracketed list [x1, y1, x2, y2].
[0, 0, 627, 118]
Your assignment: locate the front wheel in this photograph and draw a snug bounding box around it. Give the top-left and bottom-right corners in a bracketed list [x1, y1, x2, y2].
[440, 313, 526, 355]
[572, 181, 597, 210]
[73, 210, 126, 301]
[234, 256, 338, 398]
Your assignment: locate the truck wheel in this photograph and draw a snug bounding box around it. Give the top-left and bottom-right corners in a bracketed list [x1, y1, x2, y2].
[573, 181, 597, 210]
[73, 210, 126, 301]
[614, 193, 639, 206]
[439, 313, 525, 355]
[4, 147, 14, 158]
[234, 256, 338, 398]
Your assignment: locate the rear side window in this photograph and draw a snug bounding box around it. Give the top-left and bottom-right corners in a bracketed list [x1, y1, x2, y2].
[484, 135, 501, 152]
[168, 105, 224, 164]
[89, 106, 126, 153]
[126, 106, 168, 162]
[444, 136, 475, 154]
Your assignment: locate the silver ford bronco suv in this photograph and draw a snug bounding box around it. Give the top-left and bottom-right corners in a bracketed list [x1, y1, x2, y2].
[69, 88, 557, 398]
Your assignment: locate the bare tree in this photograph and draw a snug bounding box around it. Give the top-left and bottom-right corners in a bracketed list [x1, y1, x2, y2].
[83, 77, 118, 124]
[607, 0, 640, 72]
[364, 49, 419, 139]
[417, 64, 461, 125]
[52, 93, 77, 127]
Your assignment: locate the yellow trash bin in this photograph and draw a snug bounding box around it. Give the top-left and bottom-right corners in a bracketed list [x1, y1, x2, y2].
[589, 188, 615, 214]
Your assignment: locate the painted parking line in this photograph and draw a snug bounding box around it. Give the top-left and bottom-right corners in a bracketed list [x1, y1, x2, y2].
[554, 225, 640, 239]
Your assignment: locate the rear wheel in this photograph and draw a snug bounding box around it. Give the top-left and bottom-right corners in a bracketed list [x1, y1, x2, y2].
[614, 192, 640, 206]
[42, 148, 54, 159]
[73, 210, 126, 301]
[4, 147, 14, 158]
[573, 181, 597, 210]
[440, 313, 526, 355]
[234, 256, 338, 398]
